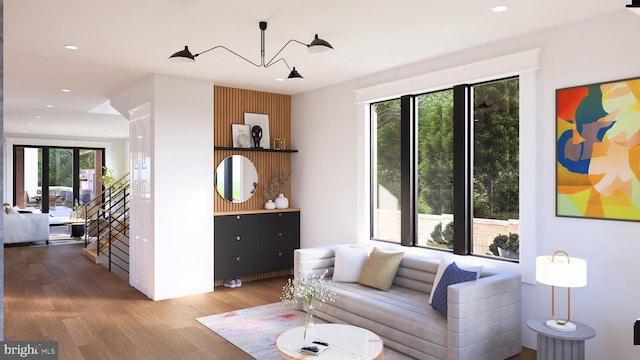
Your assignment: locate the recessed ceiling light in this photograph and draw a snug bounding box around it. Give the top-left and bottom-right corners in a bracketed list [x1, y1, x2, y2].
[64, 45, 78, 50]
[61, 89, 71, 93]
[45, 104, 54, 108]
[492, 5, 508, 13]
[275, 78, 284, 82]
[35, 115, 42, 119]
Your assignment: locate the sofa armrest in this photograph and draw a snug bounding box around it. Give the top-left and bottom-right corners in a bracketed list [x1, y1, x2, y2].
[293, 245, 336, 278]
[292, 246, 336, 310]
[446, 272, 522, 360]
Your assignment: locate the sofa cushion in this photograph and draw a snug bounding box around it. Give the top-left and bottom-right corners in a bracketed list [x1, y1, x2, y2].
[428, 257, 483, 304]
[332, 244, 372, 282]
[431, 262, 477, 317]
[359, 248, 404, 291]
[314, 281, 448, 357]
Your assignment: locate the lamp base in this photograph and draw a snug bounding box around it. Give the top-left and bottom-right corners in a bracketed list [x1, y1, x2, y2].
[546, 319, 577, 332]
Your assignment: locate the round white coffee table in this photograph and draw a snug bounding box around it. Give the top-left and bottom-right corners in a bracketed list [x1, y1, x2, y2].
[276, 323, 383, 360]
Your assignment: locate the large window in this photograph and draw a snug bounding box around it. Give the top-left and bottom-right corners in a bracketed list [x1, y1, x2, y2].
[370, 77, 520, 261]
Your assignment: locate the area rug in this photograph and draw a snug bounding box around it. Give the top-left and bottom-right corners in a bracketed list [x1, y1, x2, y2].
[196, 302, 412, 359]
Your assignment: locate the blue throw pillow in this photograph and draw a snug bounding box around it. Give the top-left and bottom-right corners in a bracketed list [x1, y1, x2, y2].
[431, 262, 477, 317]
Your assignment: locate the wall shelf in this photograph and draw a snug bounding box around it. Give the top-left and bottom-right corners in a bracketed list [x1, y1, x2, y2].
[214, 146, 298, 153]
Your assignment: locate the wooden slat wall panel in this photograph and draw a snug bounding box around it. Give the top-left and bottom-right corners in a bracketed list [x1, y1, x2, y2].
[214, 86, 292, 213]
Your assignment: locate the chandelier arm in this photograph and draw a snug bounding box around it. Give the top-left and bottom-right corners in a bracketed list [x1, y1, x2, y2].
[264, 57, 292, 71]
[264, 39, 308, 68]
[195, 46, 262, 68]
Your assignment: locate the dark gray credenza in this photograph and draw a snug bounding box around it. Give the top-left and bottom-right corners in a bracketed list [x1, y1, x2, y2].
[214, 210, 300, 280]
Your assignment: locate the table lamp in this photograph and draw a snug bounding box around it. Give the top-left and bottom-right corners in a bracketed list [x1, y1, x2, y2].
[536, 250, 587, 332]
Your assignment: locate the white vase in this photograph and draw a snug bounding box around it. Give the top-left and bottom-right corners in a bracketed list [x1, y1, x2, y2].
[275, 194, 289, 209]
[264, 200, 276, 210]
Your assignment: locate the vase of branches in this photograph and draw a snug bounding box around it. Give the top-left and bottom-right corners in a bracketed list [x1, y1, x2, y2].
[263, 165, 291, 209]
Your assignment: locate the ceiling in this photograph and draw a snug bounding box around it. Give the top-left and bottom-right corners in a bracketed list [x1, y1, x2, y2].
[3, 0, 627, 140]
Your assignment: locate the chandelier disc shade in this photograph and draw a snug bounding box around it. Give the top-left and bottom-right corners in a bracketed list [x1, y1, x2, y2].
[287, 67, 304, 81]
[628, 0, 640, 14]
[169, 46, 195, 62]
[168, 21, 333, 80]
[308, 34, 334, 53]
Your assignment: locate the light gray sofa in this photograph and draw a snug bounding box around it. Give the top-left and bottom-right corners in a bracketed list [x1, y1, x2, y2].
[3, 213, 50, 244]
[294, 245, 522, 360]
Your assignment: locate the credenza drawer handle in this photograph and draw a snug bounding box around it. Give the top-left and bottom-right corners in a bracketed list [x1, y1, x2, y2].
[236, 257, 240, 261]
[278, 233, 282, 237]
[278, 252, 282, 256]
[236, 236, 241, 241]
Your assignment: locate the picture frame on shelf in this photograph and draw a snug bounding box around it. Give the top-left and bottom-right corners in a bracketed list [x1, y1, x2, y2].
[244, 112, 270, 149]
[232, 124, 251, 148]
[273, 138, 285, 150]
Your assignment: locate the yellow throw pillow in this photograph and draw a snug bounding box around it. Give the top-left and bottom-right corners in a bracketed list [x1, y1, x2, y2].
[358, 247, 404, 291]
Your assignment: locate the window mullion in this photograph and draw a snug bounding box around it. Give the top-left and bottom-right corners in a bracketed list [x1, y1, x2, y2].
[400, 95, 415, 246]
[452, 85, 472, 255]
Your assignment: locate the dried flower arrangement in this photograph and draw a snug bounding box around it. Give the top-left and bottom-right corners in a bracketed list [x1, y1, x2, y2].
[263, 165, 291, 200]
[281, 270, 337, 339]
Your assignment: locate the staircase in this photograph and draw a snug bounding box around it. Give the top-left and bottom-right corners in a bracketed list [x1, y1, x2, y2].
[82, 173, 130, 281]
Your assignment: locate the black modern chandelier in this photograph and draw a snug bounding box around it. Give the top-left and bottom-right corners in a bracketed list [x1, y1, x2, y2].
[628, 0, 640, 14]
[168, 21, 333, 80]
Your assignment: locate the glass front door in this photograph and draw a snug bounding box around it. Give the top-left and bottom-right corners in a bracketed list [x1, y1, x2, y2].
[13, 146, 105, 216]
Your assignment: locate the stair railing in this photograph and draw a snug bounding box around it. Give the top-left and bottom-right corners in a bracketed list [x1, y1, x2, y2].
[81, 173, 130, 275]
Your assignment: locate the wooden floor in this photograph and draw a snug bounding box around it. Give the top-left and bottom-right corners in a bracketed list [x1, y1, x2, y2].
[4, 243, 536, 359]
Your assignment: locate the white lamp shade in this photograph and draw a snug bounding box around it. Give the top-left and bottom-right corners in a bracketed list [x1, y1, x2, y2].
[536, 254, 587, 288]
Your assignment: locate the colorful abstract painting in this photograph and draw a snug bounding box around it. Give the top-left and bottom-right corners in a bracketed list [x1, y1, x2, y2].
[557, 77, 640, 221]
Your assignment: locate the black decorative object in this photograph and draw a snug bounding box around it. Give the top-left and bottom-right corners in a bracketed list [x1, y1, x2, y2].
[251, 125, 263, 149]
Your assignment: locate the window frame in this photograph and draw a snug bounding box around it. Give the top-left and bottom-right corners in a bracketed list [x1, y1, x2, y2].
[359, 49, 538, 282]
[13, 144, 106, 211]
[369, 78, 519, 259]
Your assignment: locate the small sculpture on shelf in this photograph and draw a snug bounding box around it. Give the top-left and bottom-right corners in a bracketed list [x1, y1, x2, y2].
[251, 125, 263, 149]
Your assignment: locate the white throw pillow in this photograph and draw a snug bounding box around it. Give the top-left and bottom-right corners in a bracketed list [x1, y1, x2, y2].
[428, 257, 484, 304]
[332, 244, 373, 283]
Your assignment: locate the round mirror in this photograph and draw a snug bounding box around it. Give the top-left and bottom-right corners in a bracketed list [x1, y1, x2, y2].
[215, 155, 258, 203]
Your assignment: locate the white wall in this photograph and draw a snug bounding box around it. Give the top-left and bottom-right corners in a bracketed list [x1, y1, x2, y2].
[111, 74, 215, 301]
[152, 75, 214, 300]
[291, 81, 361, 246]
[292, 9, 640, 359]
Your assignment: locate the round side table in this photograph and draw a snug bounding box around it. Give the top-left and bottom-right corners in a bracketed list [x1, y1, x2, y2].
[527, 318, 595, 360]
